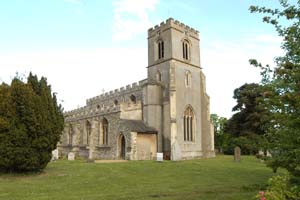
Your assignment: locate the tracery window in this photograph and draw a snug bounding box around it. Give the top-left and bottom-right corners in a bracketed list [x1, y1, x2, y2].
[183, 106, 194, 142]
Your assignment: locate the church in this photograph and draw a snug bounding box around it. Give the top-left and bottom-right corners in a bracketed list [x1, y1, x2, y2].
[58, 18, 215, 160]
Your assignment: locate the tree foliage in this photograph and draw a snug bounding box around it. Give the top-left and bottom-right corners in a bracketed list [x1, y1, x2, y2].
[250, 0, 300, 182]
[225, 83, 270, 155]
[0, 73, 64, 172]
[210, 114, 229, 152]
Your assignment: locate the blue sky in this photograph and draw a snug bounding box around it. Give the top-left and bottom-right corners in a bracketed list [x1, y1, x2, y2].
[0, 0, 283, 117]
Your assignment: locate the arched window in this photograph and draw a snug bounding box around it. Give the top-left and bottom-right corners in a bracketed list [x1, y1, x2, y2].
[68, 124, 73, 145]
[158, 40, 164, 59]
[182, 40, 190, 60]
[185, 71, 192, 87]
[183, 106, 194, 142]
[156, 71, 162, 82]
[102, 118, 108, 145]
[86, 121, 91, 145]
[130, 95, 137, 104]
[114, 99, 118, 106]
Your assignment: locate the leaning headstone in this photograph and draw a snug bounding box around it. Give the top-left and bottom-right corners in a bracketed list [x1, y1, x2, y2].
[68, 152, 75, 161]
[234, 146, 241, 162]
[156, 153, 163, 162]
[51, 149, 59, 161]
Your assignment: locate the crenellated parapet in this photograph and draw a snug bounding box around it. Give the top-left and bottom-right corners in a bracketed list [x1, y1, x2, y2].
[148, 18, 199, 40]
[86, 79, 147, 106]
[64, 104, 121, 122]
[64, 79, 147, 122]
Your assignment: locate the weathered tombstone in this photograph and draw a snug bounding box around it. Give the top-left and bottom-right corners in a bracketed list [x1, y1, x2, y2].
[156, 152, 163, 162]
[258, 150, 264, 156]
[234, 146, 241, 162]
[68, 152, 75, 161]
[51, 149, 59, 161]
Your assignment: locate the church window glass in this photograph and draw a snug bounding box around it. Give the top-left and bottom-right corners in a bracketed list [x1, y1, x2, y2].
[182, 40, 190, 60]
[158, 40, 164, 59]
[184, 106, 194, 142]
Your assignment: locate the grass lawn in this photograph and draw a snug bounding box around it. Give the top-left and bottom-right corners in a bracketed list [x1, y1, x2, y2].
[0, 155, 274, 200]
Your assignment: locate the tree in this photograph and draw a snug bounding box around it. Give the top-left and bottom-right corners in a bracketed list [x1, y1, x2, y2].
[225, 83, 270, 154]
[210, 114, 228, 153]
[250, 0, 300, 184]
[0, 73, 64, 172]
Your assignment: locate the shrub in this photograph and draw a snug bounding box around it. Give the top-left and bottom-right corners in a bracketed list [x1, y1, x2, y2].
[0, 73, 64, 172]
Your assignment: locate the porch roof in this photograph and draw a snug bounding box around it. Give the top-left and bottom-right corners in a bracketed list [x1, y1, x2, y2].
[120, 120, 157, 134]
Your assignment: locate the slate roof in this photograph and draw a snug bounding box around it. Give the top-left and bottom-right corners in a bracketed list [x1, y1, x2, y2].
[120, 120, 157, 134]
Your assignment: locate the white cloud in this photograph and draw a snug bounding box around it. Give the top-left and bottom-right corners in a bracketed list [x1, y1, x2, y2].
[0, 47, 147, 111]
[0, 31, 283, 118]
[112, 0, 159, 41]
[202, 34, 282, 118]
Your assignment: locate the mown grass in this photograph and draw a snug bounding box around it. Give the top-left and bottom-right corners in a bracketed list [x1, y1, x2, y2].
[0, 155, 274, 200]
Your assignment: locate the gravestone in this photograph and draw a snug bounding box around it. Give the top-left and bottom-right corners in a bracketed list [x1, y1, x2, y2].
[234, 146, 241, 162]
[68, 152, 75, 161]
[258, 150, 264, 156]
[51, 149, 59, 161]
[156, 153, 163, 162]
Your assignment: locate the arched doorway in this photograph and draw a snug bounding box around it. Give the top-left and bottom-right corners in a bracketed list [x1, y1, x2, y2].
[118, 134, 126, 159]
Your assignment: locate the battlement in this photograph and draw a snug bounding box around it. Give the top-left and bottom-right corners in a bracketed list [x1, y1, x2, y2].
[86, 79, 147, 105]
[63, 79, 147, 120]
[64, 104, 121, 122]
[148, 18, 199, 39]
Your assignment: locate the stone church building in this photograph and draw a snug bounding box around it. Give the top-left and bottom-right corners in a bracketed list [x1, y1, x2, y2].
[58, 18, 215, 160]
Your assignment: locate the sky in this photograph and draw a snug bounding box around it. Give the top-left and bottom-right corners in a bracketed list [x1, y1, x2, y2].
[0, 0, 284, 118]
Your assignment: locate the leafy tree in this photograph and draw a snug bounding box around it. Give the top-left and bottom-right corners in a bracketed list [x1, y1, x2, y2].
[225, 83, 270, 154]
[250, 0, 300, 183]
[0, 73, 64, 172]
[210, 114, 229, 153]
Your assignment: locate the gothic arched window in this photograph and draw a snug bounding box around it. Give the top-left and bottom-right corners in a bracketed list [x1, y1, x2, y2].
[130, 95, 137, 104]
[114, 99, 119, 106]
[183, 106, 195, 142]
[102, 118, 108, 145]
[158, 40, 164, 59]
[182, 40, 190, 60]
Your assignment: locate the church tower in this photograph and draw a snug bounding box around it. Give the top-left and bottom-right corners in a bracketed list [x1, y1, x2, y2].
[143, 18, 215, 160]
